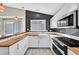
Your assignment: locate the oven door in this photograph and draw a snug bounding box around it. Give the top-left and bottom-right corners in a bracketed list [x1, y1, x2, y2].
[52, 40, 67, 55]
[53, 44, 63, 55]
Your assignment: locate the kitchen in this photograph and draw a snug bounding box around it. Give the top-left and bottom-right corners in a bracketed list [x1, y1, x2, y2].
[0, 3, 79, 55]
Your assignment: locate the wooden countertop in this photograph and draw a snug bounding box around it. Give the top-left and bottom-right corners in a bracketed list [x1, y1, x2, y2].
[0, 39, 20, 47]
[0, 32, 50, 47]
[0, 32, 54, 47]
[68, 47, 79, 55]
[48, 32, 61, 38]
[0, 32, 26, 39]
[48, 32, 59, 35]
[0, 32, 27, 47]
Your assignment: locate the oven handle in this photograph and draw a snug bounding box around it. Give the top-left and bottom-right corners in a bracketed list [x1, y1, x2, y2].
[54, 38, 67, 47]
[53, 42, 65, 55]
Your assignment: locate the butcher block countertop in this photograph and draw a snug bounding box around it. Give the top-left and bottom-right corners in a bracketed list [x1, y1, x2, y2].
[0, 39, 20, 47]
[0, 32, 43, 47]
[0, 32, 27, 47]
[0, 32, 57, 47]
[68, 47, 79, 55]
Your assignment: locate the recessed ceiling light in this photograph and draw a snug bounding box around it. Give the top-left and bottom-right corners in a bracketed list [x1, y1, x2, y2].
[36, 14, 40, 17]
[36, 9, 40, 11]
[22, 6, 24, 9]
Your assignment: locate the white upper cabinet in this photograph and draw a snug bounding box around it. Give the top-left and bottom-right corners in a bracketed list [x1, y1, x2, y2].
[78, 4, 79, 27]
[68, 3, 77, 13]
[50, 3, 77, 28]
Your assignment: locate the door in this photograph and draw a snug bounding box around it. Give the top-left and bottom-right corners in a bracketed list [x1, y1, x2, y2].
[30, 20, 46, 31]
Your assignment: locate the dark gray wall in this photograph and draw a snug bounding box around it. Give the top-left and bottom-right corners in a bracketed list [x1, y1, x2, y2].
[26, 10, 53, 32]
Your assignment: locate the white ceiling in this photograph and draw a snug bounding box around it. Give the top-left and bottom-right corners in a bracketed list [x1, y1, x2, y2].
[4, 3, 66, 15]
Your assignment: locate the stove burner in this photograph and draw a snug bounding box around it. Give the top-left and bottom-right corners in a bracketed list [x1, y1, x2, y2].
[56, 37, 79, 47]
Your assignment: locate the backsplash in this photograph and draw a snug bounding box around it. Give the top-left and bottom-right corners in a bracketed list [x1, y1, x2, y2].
[64, 28, 79, 35]
[59, 28, 79, 37]
[50, 28, 79, 36]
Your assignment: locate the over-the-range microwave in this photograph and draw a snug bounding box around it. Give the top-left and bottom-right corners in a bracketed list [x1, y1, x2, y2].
[57, 10, 78, 28]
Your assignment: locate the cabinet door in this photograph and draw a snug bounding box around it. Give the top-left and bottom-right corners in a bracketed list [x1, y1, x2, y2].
[9, 37, 29, 55]
[29, 39, 38, 47]
[9, 43, 18, 55]
[39, 37, 50, 47]
[28, 36, 39, 47]
[17, 40, 25, 55]
[17, 37, 28, 55]
[0, 47, 9, 55]
[49, 38, 53, 49]
[24, 36, 29, 49]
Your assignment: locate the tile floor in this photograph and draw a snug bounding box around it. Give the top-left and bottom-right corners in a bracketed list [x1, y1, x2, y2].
[25, 48, 54, 55]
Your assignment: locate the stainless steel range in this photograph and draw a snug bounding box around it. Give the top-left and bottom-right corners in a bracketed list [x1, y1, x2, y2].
[56, 37, 79, 47]
[52, 37, 79, 55]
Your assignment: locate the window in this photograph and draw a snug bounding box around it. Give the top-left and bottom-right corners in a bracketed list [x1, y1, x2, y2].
[0, 18, 22, 36]
[30, 20, 46, 31]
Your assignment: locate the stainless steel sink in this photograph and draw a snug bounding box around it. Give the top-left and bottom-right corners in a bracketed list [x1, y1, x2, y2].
[38, 34, 49, 38]
[0, 37, 17, 43]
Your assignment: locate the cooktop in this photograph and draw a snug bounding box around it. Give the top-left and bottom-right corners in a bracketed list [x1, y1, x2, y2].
[56, 37, 79, 47]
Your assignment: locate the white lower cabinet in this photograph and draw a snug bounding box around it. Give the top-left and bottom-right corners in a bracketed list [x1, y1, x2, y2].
[39, 38, 50, 47]
[28, 36, 52, 48]
[24, 37, 29, 50]
[28, 36, 39, 47]
[17, 37, 28, 55]
[6, 37, 28, 55]
[9, 43, 18, 55]
[0, 35, 52, 55]
[0, 47, 9, 55]
[50, 39, 53, 52]
[17, 40, 26, 54]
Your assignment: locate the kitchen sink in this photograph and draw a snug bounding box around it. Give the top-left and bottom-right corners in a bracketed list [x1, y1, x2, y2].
[38, 34, 49, 38]
[0, 37, 17, 43]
